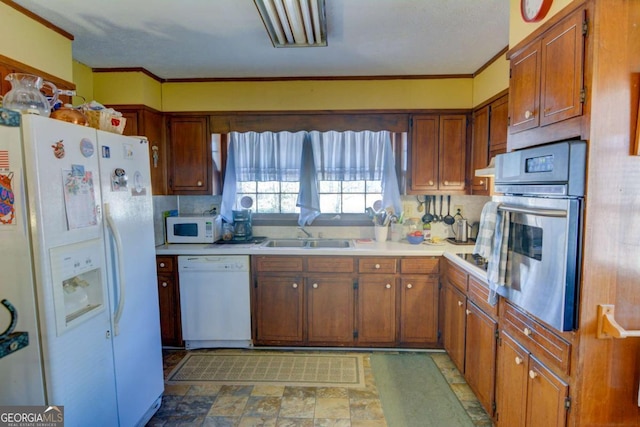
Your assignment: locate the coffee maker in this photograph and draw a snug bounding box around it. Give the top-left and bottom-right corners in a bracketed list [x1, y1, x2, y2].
[232, 210, 252, 241]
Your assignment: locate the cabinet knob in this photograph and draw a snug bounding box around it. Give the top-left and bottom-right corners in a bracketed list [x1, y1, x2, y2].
[312, 283, 318, 289]
[161, 282, 168, 288]
[375, 264, 380, 269]
[385, 283, 392, 289]
[292, 283, 298, 289]
[428, 180, 434, 186]
[444, 180, 449, 185]
[466, 309, 471, 316]
[523, 327, 532, 337]
[525, 110, 534, 119]
[159, 262, 165, 268]
[197, 180, 203, 186]
[515, 357, 523, 365]
[457, 300, 464, 307]
[406, 283, 412, 289]
[479, 180, 485, 185]
[529, 370, 538, 379]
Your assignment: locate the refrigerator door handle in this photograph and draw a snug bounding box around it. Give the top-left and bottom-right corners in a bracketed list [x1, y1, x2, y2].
[104, 203, 126, 336]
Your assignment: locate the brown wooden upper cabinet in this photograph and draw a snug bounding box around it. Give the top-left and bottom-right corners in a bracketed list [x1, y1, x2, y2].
[470, 94, 508, 196]
[115, 106, 167, 195]
[167, 115, 213, 195]
[508, 8, 585, 137]
[408, 114, 467, 194]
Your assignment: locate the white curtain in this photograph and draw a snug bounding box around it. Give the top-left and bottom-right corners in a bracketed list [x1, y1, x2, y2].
[221, 130, 402, 224]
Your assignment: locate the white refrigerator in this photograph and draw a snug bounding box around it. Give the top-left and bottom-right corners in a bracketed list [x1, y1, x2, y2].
[0, 114, 164, 426]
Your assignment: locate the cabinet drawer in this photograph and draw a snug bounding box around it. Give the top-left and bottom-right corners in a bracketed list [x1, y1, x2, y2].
[255, 256, 303, 272]
[400, 257, 439, 274]
[307, 256, 354, 273]
[446, 260, 467, 292]
[358, 257, 397, 274]
[156, 256, 175, 273]
[467, 275, 497, 318]
[502, 302, 571, 375]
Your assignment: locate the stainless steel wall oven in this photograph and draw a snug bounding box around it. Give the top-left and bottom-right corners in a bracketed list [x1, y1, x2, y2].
[494, 140, 586, 331]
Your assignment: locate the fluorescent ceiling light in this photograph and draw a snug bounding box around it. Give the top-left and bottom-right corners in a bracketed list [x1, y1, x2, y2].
[254, 0, 327, 47]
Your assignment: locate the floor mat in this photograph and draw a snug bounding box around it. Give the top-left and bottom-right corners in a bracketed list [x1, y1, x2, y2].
[371, 353, 474, 427]
[166, 351, 366, 388]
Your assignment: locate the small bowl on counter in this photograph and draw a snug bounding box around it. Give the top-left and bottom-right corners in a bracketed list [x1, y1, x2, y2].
[406, 234, 425, 245]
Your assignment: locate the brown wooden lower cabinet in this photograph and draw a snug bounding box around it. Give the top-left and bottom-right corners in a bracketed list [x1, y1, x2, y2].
[254, 274, 304, 344]
[357, 276, 397, 345]
[495, 331, 569, 427]
[442, 281, 467, 372]
[156, 256, 182, 347]
[252, 255, 439, 347]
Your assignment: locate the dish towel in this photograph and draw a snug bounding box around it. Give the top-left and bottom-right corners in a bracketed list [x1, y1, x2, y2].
[486, 208, 511, 306]
[296, 135, 321, 226]
[473, 201, 500, 259]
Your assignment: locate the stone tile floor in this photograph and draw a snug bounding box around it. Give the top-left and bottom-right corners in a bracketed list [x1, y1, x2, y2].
[147, 350, 493, 427]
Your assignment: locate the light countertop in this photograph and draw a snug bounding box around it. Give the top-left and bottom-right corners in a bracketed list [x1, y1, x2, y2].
[156, 239, 487, 281]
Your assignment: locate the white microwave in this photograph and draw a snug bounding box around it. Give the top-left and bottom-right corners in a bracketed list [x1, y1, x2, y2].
[166, 216, 222, 244]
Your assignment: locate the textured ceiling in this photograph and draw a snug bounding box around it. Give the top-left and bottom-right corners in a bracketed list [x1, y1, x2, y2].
[14, 0, 510, 80]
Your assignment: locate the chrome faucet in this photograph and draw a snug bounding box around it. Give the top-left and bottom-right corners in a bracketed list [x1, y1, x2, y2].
[298, 226, 312, 238]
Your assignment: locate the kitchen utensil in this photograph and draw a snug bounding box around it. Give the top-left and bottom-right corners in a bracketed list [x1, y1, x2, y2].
[455, 218, 469, 242]
[416, 195, 426, 212]
[3, 73, 58, 117]
[421, 196, 433, 223]
[443, 195, 455, 225]
[438, 195, 444, 221]
[430, 195, 439, 222]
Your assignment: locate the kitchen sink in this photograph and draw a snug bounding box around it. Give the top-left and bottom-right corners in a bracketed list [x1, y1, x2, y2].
[261, 239, 353, 249]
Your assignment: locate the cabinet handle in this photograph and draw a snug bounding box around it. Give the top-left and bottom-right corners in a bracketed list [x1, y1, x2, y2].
[523, 327, 532, 337]
[375, 264, 380, 269]
[428, 180, 434, 186]
[525, 110, 534, 119]
[529, 370, 538, 379]
[385, 284, 392, 289]
[292, 283, 298, 289]
[197, 180, 203, 186]
[161, 282, 168, 288]
[466, 309, 471, 316]
[515, 357, 523, 365]
[312, 283, 318, 289]
[159, 262, 165, 268]
[457, 300, 464, 307]
[406, 283, 412, 289]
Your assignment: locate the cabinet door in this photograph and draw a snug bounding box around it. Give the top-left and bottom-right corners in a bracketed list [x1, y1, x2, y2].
[255, 275, 304, 344]
[168, 116, 212, 194]
[495, 332, 528, 427]
[307, 276, 355, 344]
[438, 115, 467, 192]
[357, 276, 397, 344]
[399, 276, 438, 344]
[157, 273, 182, 347]
[464, 301, 497, 416]
[143, 110, 167, 195]
[409, 115, 439, 193]
[526, 356, 569, 427]
[442, 283, 466, 372]
[509, 40, 542, 134]
[489, 95, 509, 157]
[539, 10, 584, 127]
[471, 106, 490, 194]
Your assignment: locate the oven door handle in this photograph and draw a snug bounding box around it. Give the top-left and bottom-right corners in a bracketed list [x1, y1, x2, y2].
[498, 204, 567, 218]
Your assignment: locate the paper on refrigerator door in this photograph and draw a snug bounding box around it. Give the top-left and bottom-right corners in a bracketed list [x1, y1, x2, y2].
[61, 168, 98, 230]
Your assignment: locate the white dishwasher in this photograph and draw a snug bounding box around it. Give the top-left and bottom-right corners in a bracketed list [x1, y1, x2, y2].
[178, 255, 252, 349]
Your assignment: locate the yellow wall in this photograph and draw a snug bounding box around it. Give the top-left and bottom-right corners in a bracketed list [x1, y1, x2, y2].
[509, 0, 573, 47]
[0, 2, 73, 82]
[161, 78, 473, 112]
[93, 72, 162, 110]
[72, 61, 94, 102]
[472, 56, 510, 107]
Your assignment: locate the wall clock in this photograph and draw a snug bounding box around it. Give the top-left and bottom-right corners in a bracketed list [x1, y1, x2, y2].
[521, 0, 553, 23]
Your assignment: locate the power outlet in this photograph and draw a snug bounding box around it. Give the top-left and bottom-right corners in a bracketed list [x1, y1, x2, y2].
[454, 205, 463, 217]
